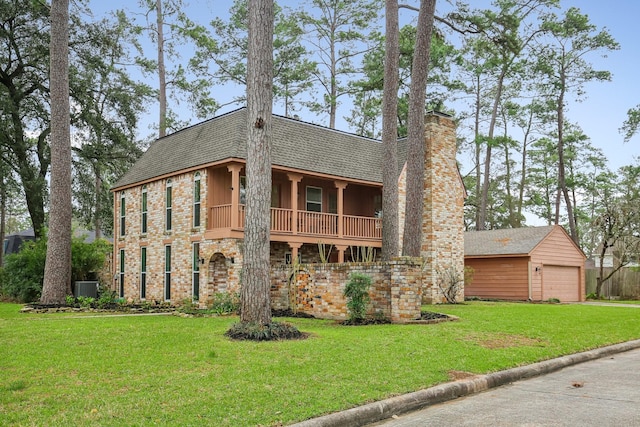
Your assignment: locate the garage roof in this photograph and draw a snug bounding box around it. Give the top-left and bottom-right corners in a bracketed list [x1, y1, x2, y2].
[465, 225, 558, 257]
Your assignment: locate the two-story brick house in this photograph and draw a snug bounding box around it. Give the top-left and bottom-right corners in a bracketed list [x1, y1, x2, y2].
[111, 108, 464, 306]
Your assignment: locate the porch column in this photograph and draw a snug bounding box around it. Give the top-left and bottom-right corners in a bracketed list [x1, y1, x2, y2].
[228, 164, 242, 229]
[334, 181, 347, 238]
[335, 244, 348, 263]
[288, 173, 303, 235]
[289, 242, 303, 264]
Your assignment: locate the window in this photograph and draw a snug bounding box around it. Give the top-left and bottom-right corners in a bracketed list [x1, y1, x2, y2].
[374, 194, 382, 218]
[165, 180, 172, 231]
[328, 192, 337, 214]
[164, 245, 171, 301]
[306, 186, 322, 212]
[192, 242, 200, 300]
[119, 192, 126, 236]
[140, 247, 147, 300]
[240, 176, 280, 207]
[141, 186, 148, 234]
[193, 173, 201, 228]
[271, 184, 280, 208]
[119, 249, 125, 298]
[239, 176, 246, 204]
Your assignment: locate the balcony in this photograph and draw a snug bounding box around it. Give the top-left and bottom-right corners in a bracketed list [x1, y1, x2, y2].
[208, 204, 381, 242]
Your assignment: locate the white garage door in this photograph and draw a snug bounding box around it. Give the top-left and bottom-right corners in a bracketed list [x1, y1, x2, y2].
[542, 265, 580, 302]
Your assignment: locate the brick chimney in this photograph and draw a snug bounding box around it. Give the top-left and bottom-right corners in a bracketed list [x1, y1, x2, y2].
[421, 111, 465, 303]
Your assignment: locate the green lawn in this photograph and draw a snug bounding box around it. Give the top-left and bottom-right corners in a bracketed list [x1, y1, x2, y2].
[598, 299, 640, 305]
[1, 301, 639, 426]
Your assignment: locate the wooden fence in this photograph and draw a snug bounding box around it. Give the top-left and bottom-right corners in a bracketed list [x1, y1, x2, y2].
[585, 268, 640, 299]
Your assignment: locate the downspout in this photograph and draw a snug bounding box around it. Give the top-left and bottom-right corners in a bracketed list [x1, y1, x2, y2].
[528, 260, 532, 301]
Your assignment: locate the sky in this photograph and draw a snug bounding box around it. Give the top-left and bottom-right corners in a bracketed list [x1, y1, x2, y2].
[88, 0, 640, 172]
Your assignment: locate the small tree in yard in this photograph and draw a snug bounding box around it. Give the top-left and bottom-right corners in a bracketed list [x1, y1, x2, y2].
[436, 266, 465, 304]
[343, 273, 372, 323]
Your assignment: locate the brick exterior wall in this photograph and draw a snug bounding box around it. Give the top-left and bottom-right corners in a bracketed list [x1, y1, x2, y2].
[113, 112, 464, 314]
[113, 168, 247, 305]
[270, 258, 424, 322]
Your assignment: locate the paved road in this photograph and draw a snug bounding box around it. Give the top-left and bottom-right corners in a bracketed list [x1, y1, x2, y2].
[369, 347, 640, 427]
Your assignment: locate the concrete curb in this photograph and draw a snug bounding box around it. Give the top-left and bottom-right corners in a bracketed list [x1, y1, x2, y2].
[290, 339, 640, 427]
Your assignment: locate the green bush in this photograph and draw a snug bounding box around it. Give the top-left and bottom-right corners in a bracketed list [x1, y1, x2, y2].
[96, 289, 117, 308]
[0, 235, 112, 303]
[209, 292, 240, 315]
[71, 237, 111, 282]
[1, 239, 47, 302]
[343, 273, 372, 322]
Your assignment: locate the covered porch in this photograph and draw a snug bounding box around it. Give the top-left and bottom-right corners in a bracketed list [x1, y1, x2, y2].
[204, 162, 382, 262]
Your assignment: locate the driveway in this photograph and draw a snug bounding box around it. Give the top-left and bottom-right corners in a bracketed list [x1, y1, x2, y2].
[368, 347, 640, 427]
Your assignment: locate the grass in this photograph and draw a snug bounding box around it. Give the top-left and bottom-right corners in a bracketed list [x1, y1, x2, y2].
[598, 299, 640, 305]
[1, 301, 639, 426]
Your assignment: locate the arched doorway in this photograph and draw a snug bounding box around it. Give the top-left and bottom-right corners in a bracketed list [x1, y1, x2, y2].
[208, 252, 228, 297]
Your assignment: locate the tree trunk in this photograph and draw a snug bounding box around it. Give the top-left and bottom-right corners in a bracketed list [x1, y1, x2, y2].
[473, 75, 481, 230]
[94, 162, 102, 240]
[477, 69, 506, 230]
[0, 178, 5, 267]
[41, 0, 72, 304]
[381, 0, 399, 261]
[156, 0, 167, 138]
[556, 74, 578, 243]
[517, 107, 534, 223]
[241, 0, 274, 325]
[329, 38, 337, 129]
[402, 0, 436, 257]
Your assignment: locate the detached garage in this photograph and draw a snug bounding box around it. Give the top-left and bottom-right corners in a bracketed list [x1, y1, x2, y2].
[464, 225, 586, 302]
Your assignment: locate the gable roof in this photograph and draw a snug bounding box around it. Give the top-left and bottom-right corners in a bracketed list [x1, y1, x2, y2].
[464, 225, 559, 257]
[114, 108, 408, 189]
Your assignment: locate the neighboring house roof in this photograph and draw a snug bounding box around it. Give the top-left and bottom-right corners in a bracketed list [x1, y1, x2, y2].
[3, 233, 36, 257]
[114, 108, 409, 189]
[10, 228, 36, 237]
[464, 225, 560, 257]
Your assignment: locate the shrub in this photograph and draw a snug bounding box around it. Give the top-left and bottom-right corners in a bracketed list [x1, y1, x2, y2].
[343, 273, 372, 322]
[71, 237, 111, 282]
[209, 292, 240, 315]
[436, 266, 465, 304]
[96, 290, 117, 308]
[586, 292, 602, 300]
[77, 296, 95, 308]
[0, 239, 47, 302]
[0, 235, 112, 303]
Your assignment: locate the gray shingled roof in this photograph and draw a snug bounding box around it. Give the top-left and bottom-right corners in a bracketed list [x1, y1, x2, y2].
[114, 108, 406, 189]
[464, 225, 557, 257]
